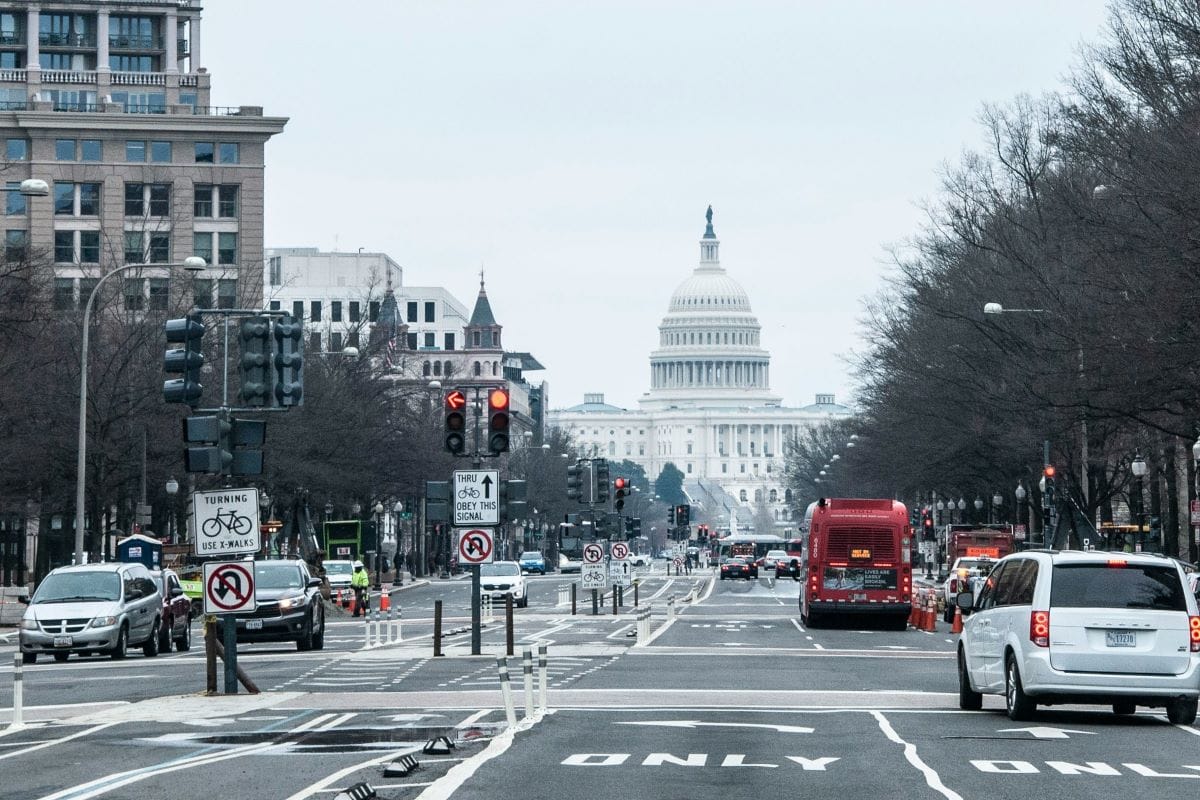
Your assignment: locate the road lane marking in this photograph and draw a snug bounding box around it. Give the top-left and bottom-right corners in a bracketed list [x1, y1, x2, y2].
[0, 722, 120, 762]
[871, 711, 962, 800]
[791, 619, 806, 633]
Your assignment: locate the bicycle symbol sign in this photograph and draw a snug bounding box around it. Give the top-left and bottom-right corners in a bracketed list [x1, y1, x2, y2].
[193, 488, 261, 556]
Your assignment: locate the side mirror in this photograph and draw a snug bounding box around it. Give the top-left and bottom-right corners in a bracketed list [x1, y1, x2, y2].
[17, 595, 29, 604]
[955, 591, 974, 613]
[170, 586, 184, 597]
[307, 577, 322, 588]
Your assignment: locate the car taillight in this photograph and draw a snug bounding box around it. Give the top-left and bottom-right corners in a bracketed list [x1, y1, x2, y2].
[1190, 616, 1200, 653]
[1030, 610, 1050, 647]
[949, 578, 958, 593]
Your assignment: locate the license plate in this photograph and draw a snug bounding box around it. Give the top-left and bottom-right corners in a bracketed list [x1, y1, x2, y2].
[246, 619, 262, 630]
[1106, 630, 1136, 647]
[52, 636, 72, 648]
[852, 593, 867, 601]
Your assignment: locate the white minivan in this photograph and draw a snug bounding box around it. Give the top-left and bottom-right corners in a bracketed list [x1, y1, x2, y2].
[956, 550, 1200, 723]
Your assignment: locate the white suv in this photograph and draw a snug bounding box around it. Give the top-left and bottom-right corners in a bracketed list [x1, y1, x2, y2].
[479, 561, 528, 608]
[956, 550, 1200, 723]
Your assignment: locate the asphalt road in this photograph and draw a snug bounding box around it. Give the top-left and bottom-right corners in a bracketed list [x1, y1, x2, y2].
[0, 563, 1196, 799]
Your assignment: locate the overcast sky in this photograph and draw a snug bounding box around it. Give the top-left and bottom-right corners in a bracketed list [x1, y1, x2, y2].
[205, 1, 1111, 411]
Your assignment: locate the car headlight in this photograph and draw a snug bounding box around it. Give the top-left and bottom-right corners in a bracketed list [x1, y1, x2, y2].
[278, 595, 304, 611]
[88, 615, 118, 629]
[20, 618, 39, 631]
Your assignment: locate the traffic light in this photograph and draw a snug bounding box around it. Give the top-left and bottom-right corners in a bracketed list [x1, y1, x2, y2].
[444, 389, 466, 454]
[501, 479, 527, 522]
[1042, 464, 1057, 503]
[676, 504, 690, 528]
[487, 388, 510, 454]
[566, 462, 583, 501]
[921, 508, 935, 540]
[613, 477, 629, 511]
[163, 312, 204, 406]
[668, 505, 676, 525]
[238, 315, 272, 407]
[628, 517, 641, 539]
[595, 460, 610, 503]
[182, 413, 230, 474]
[272, 314, 304, 407]
[229, 417, 265, 475]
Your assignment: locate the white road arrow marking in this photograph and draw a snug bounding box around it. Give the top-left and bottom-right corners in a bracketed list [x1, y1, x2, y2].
[997, 726, 1097, 739]
[617, 720, 815, 733]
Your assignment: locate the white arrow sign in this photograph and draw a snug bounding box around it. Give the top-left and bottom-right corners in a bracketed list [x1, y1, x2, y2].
[997, 726, 1097, 739]
[616, 720, 814, 734]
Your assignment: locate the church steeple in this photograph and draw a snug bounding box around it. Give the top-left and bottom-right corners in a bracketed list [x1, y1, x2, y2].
[700, 205, 720, 266]
[465, 271, 502, 350]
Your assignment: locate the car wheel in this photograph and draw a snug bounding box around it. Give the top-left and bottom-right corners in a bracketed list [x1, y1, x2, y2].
[142, 619, 160, 657]
[803, 611, 821, 629]
[958, 649, 983, 710]
[110, 625, 128, 660]
[1004, 655, 1035, 721]
[311, 607, 325, 650]
[174, 618, 192, 652]
[1166, 696, 1198, 725]
[158, 617, 173, 654]
[53, 652, 68, 663]
[519, 594, 528, 609]
[944, 606, 954, 624]
[296, 610, 315, 651]
[1112, 701, 1136, 716]
[22, 652, 36, 664]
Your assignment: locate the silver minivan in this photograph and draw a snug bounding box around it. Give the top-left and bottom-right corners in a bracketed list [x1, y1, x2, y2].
[18, 562, 163, 663]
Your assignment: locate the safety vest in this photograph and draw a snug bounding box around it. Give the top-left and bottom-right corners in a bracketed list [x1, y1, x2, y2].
[351, 569, 369, 588]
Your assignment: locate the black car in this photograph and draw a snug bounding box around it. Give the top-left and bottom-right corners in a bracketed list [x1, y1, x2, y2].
[719, 557, 758, 580]
[235, 560, 325, 651]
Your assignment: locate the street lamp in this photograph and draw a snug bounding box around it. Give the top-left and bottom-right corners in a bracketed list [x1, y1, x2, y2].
[1015, 482, 1027, 545]
[0, 179, 50, 197]
[992, 492, 1003, 524]
[957, 497, 966, 524]
[392, 500, 404, 586]
[1131, 453, 1148, 552]
[73, 256, 206, 565]
[372, 501, 384, 589]
[165, 477, 179, 544]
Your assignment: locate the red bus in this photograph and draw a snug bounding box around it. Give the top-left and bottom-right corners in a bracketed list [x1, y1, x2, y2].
[800, 498, 912, 629]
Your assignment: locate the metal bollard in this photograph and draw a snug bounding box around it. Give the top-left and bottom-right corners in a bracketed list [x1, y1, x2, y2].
[506, 594, 515, 657]
[571, 583, 577, 615]
[537, 643, 548, 712]
[497, 657, 517, 728]
[433, 599, 443, 657]
[11, 653, 23, 727]
[591, 588, 599, 616]
[522, 647, 534, 718]
[612, 589, 618, 615]
[634, 581, 639, 607]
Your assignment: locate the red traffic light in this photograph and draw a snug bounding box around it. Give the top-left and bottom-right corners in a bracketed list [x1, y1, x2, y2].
[1043, 465, 1056, 478]
[614, 477, 628, 490]
[488, 388, 509, 410]
[445, 389, 466, 410]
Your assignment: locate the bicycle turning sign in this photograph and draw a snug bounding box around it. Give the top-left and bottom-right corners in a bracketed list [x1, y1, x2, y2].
[193, 488, 261, 556]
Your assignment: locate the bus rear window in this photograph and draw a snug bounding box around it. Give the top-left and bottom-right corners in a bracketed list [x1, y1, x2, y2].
[1050, 564, 1186, 611]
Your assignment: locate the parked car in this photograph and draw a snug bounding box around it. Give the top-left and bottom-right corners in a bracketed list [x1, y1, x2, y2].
[322, 559, 355, 593]
[236, 560, 326, 651]
[630, 553, 652, 567]
[559, 554, 582, 574]
[480, 561, 528, 608]
[519, 551, 547, 574]
[956, 550, 1200, 723]
[719, 556, 757, 580]
[18, 562, 163, 663]
[150, 568, 193, 653]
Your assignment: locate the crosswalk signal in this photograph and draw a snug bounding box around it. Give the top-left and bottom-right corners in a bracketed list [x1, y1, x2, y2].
[676, 504, 690, 528]
[238, 315, 272, 407]
[668, 505, 676, 525]
[272, 315, 304, 407]
[487, 388, 510, 454]
[444, 389, 467, 455]
[182, 413, 231, 474]
[613, 477, 629, 511]
[163, 312, 205, 406]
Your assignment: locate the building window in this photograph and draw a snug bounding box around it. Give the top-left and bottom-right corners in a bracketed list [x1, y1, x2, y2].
[79, 183, 100, 216]
[472, 331, 480, 347]
[422, 361, 431, 377]
[406, 332, 418, 350]
[54, 183, 74, 215]
[218, 186, 238, 218]
[268, 256, 282, 286]
[80, 139, 102, 162]
[348, 331, 361, 349]
[148, 233, 170, 263]
[444, 332, 455, 350]
[331, 332, 343, 352]
[309, 331, 322, 351]
[369, 301, 379, 322]
[686, 443, 693, 455]
[123, 278, 145, 311]
[5, 139, 26, 160]
[423, 332, 435, 348]
[769, 489, 778, 503]
[4, 183, 24, 216]
[739, 490, 748, 502]
[217, 279, 237, 309]
[608, 442, 616, 456]
[349, 301, 360, 323]
[124, 231, 143, 263]
[406, 301, 418, 322]
[149, 184, 170, 216]
[292, 300, 303, 320]
[150, 141, 171, 162]
[424, 301, 435, 322]
[149, 278, 168, 311]
[740, 464, 746, 474]
[217, 232, 237, 264]
[80, 231, 99, 263]
[54, 231, 73, 263]
[638, 444, 645, 456]
[473, 361, 481, 376]
[219, 143, 240, 164]
[687, 463, 693, 473]
[625, 442, 632, 455]
[194, 185, 213, 216]
[269, 300, 280, 311]
[433, 361, 442, 376]
[125, 181, 170, 217]
[722, 463, 728, 473]
[194, 142, 214, 163]
[125, 140, 146, 161]
[124, 183, 144, 216]
[193, 279, 213, 310]
[55, 139, 76, 161]
[53, 278, 74, 310]
[331, 301, 342, 322]
[310, 301, 322, 322]
[192, 232, 212, 265]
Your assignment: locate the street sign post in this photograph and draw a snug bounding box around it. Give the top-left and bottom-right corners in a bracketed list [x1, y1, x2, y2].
[193, 488, 261, 556]
[456, 528, 495, 564]
[454, 470, 500, 526]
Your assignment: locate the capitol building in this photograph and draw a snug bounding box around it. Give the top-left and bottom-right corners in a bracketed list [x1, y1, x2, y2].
[548, 209, 853, 532]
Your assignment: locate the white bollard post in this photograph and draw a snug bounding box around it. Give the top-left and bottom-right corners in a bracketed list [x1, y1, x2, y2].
[537, 643, 548, 712]
[667, 595, 676, 622]
[483, 595, 493, 623]
[11, 653, 23, 728]
[384, 606, 393, 644]
[521, 647, 535, 719]
[362, 613, 372, 649]
[497, 657, 517, 728]
[394, 604, 403, 642]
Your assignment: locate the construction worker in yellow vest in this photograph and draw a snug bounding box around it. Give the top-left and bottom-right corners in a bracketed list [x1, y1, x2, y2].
[351, 561, 370, 616]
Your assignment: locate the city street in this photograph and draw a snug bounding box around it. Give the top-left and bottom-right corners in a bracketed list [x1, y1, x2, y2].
[2, 566, 1197, 799]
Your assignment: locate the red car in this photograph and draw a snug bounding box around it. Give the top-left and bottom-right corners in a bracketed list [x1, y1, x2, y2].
[150, 569, 194, 653]
[720, 557, 758, 580]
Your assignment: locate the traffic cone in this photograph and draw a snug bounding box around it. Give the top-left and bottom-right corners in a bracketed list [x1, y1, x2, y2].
[380, 592, 390, 612]
[951, 604, 963, 634]
[349, 591, 358, 616]
[922, 592, 935, 632]
[335, 589, 343, 607]
[926, 593, 938, 632]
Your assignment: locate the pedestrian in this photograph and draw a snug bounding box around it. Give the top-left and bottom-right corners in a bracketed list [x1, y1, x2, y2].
[393, 551, 404, 584]
[350, 560, 369, 616]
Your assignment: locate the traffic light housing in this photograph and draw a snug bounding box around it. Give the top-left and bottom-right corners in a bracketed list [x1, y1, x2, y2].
[183, 413, 230, 474]
[676, 504, 690, 528]
[613, 477, 629, 511]
[487, 388, 510, 454]
[444, 389, 467, 454]
[163, 312, 204, 406]
[594, 460, 610, 503]
[921, 508, 935, 540]
[668, 505, 676, 525]
[501, 479, 527, 522]
[238, 315, 272, 407]
[566, 462, 583, 501]
[272, 314, 304, 407]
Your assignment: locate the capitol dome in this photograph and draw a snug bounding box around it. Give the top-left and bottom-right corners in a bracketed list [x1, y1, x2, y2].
[641, 208, 780, 410]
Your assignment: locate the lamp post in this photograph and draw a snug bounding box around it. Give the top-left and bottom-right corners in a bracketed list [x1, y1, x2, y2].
[258, 492, 270, 556]
[392, 501, 404, 586]
[1131, 453, 1148, 553]
[74, 256, 206, 565]
[992, 492, 1003, 525]
[165, 476, 179, 544]
[973, 496, 983, 524]
[1015, 482, 1027, 546]
[372, 501, 384, 589]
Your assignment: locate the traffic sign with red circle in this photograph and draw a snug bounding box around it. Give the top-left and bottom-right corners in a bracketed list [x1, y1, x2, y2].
[583, 543, 604, 564]
[203, 561, 257, 615]
[457, 528, 494, 564]
[610, 542, 630, 560]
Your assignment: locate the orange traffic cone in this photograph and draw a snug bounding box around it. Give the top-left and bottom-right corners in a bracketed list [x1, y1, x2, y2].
[923, 593, 936, 632]
[951, 604, 964, 634]
[380, 593, 390, 612]
[348, 591, 358, 616]
[335, 589, 343, 607]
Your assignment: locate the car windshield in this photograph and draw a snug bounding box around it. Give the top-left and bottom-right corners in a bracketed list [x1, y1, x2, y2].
[520, 552, 542, 560]
[956, 560, 993, 574]
[254, 564, 304, 589]
[765, 551, 787, 559]
[481, 563, 520, 577]
[33, 571, 121, 603]
[1051, 563, 1187, 611]
[325, 562, 352, 576]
